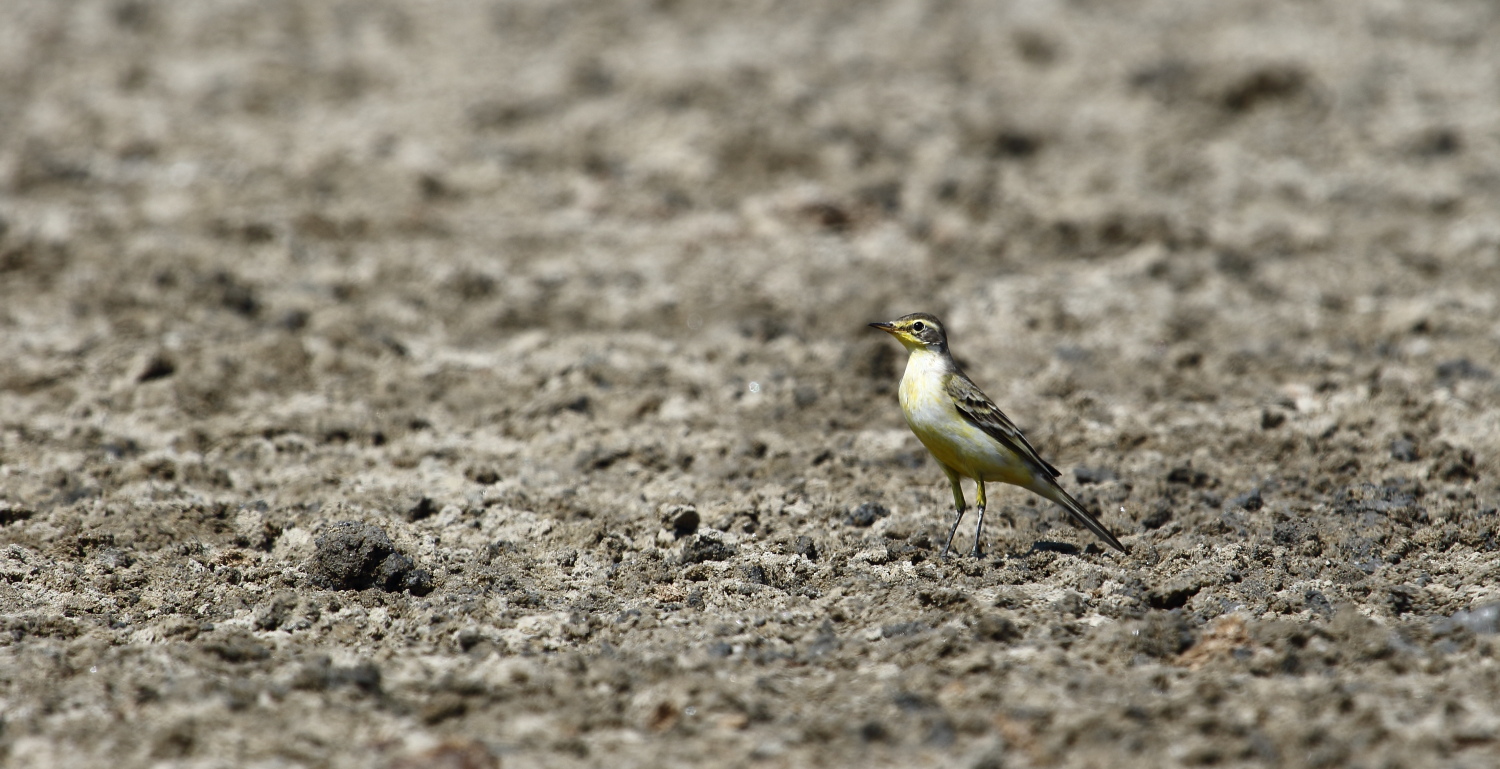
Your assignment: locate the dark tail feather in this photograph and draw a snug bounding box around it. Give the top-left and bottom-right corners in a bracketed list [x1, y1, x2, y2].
[1034, 481, 1128, 553]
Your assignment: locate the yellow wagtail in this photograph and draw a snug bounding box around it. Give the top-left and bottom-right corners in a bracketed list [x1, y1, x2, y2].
[870, 313, 1126, 557]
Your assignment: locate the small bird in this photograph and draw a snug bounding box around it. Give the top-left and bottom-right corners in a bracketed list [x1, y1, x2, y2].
[869, 313, 1126, 557]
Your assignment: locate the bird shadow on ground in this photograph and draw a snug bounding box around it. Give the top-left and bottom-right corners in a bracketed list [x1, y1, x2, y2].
[1026, 541, 1082, 556]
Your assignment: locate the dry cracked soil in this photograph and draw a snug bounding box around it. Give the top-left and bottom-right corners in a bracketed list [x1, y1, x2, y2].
[3, 1, 1500, 767]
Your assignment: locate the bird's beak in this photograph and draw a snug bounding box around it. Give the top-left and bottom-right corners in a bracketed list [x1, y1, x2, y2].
[868, 321, 896, 334]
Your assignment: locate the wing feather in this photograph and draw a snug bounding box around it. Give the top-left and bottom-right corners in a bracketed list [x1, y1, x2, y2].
[945, 373, 1061, 478]
[944, 368, 1128, 553]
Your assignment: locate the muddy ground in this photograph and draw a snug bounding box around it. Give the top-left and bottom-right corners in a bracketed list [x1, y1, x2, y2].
[3, 1, 1500, 767]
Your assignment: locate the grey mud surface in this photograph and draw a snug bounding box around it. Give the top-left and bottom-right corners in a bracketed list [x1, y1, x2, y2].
[3, 2, 1500, 767]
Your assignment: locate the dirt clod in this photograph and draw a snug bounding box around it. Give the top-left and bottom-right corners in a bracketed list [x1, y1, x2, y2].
[845, 502, 890, 527]
[679, 533, 735, 565]
[307, 521, 433, 594]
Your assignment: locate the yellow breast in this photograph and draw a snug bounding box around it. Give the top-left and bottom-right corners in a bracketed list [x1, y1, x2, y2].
[897, 350, 1032, 485]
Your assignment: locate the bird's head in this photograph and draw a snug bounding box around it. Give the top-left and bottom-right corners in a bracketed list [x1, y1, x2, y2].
[869, 313, 948, 352]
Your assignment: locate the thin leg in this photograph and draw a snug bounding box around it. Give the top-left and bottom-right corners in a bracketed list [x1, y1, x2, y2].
[941, 508, 964, 559]
[940, 467, 967, 559]
[970, 481, 987, 559]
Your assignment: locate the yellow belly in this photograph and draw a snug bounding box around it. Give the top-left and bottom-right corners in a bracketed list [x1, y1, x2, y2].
[899, 365, 1034, 486]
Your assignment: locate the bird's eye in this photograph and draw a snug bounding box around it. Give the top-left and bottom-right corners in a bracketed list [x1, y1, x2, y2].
[912, 321, 926, 332]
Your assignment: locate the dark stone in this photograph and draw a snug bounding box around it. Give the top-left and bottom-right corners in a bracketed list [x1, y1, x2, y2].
[467, 467, 500, 485]
[253, 592, 298, 631]
[396, 562, 434, 596]
[892, 691, 934, 711]
[1413, 128, 1463, 157]
[0, 506, 37, 525]
[406, 496, 437, 521]
[210, 270, 260, 317]
[1387, 585, 1422, 616]
[794, 535, 819, 562]
[307, 521, 433, 595]
[1439, 448, 1478, 482]
[1273, 521, 1319, 552]
[743, 564, 770, 585]
[1148, 581, 1201, 611]
[1303, 589, 1334, 618]
[680, 534, 734, 564]
[136, 354, 175, 383]
[1166, 467, 1210, 487]
[1141, 501, 1173, 530]
[456, 628, 484, 652]
[799, 202, 851, 231]
[992, 130, 1041, 159]
[1219, 65, 1311, 112]
[666, 506, 700, 539]
[844, 502, 889, 527]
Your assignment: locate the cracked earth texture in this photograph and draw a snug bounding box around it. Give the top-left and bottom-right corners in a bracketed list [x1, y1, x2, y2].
[3, 1, 1500, 767]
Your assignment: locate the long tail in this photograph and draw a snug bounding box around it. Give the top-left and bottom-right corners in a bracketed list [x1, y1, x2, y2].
[1029, 480, 1128, 553]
